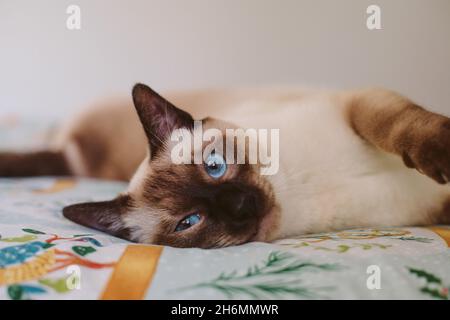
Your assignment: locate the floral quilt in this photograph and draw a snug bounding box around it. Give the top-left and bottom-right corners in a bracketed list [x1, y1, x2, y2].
[0, 116, 449, 300]
[0, 177, 449, 300]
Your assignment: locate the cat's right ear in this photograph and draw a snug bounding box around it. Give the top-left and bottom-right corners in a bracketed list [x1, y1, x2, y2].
[132, 83, 194, 159]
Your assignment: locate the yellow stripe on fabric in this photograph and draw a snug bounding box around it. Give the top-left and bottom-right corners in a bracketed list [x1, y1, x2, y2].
[33, 179, 76, 194]
[100, 245, 163, 300]
[428, 227, 450, 247]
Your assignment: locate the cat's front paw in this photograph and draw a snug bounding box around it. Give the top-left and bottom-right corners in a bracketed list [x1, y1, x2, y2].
[402, 120, 450, 184]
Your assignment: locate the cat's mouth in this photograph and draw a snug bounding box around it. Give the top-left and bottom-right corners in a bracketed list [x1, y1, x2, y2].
[249, 206, 281, 242]
[246, 230, 259, 243]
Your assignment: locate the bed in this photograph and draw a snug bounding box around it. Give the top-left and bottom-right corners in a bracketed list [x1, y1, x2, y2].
[0, 115, 449, 300]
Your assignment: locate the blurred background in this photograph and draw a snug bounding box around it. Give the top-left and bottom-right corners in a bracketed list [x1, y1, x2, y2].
[0, 0, 449, 119]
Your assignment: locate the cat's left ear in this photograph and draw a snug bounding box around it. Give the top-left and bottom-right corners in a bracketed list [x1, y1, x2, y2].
[132, 83, 194, 159]
[62, 195, 132, 240]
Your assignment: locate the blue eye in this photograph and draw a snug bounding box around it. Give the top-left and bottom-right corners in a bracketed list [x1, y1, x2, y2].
[175, 213, 202, 232]
[205, 153, 227, 178]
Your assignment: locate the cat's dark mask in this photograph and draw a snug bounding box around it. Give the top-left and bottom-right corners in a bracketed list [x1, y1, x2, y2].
[63, 83, 279, 248]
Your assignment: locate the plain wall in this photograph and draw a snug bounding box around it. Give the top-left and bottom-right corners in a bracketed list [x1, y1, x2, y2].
[0, 0, 449, 118]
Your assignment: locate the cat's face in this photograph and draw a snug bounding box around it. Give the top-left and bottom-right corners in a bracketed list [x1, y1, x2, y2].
[63, 84, 280, 248]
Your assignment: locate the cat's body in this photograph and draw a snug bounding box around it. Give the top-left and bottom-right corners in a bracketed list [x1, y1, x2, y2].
[1, 85, 449, 247]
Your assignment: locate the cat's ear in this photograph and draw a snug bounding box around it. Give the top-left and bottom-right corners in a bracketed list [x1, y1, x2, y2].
[63, 195, 132, 240]
[132, 83, 194, 159]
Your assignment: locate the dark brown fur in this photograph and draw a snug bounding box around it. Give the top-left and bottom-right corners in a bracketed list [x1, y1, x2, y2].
[347, 88, 450, 185]
[63, 194, 134, 240]
[0, 150, 70, 177]
[145, 161, 273, 248]
[132, 84, 194, 159]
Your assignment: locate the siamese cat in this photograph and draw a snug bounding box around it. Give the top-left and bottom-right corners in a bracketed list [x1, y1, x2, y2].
[0, 83, 449, 248]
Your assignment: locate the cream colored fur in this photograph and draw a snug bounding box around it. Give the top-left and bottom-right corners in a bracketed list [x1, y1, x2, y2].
[52, 88, 450, 240]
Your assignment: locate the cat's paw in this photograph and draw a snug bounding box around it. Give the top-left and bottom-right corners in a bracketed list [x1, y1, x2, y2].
[402, 120, 450, 184]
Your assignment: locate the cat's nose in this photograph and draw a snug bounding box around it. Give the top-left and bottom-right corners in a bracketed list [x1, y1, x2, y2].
[216, 189, 257, 218]
[234, 193, 257, 216]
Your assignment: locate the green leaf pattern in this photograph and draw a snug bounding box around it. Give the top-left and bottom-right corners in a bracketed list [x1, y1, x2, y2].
[180, 251, 341, 299]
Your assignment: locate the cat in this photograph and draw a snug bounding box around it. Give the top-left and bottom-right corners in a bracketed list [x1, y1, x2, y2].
[1, 83, 449, 248]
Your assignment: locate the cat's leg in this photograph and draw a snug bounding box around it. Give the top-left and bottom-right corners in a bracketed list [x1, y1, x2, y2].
[345, 88, 450, 184]
[0, 150, 71, 177]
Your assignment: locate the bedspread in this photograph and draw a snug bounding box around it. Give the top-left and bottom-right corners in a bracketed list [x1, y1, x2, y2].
[0, 115, 449, 300]
[0, 177, 449, 300]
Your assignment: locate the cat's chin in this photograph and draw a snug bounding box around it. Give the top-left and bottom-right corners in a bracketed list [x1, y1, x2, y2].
[251, 207, 281, 242]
